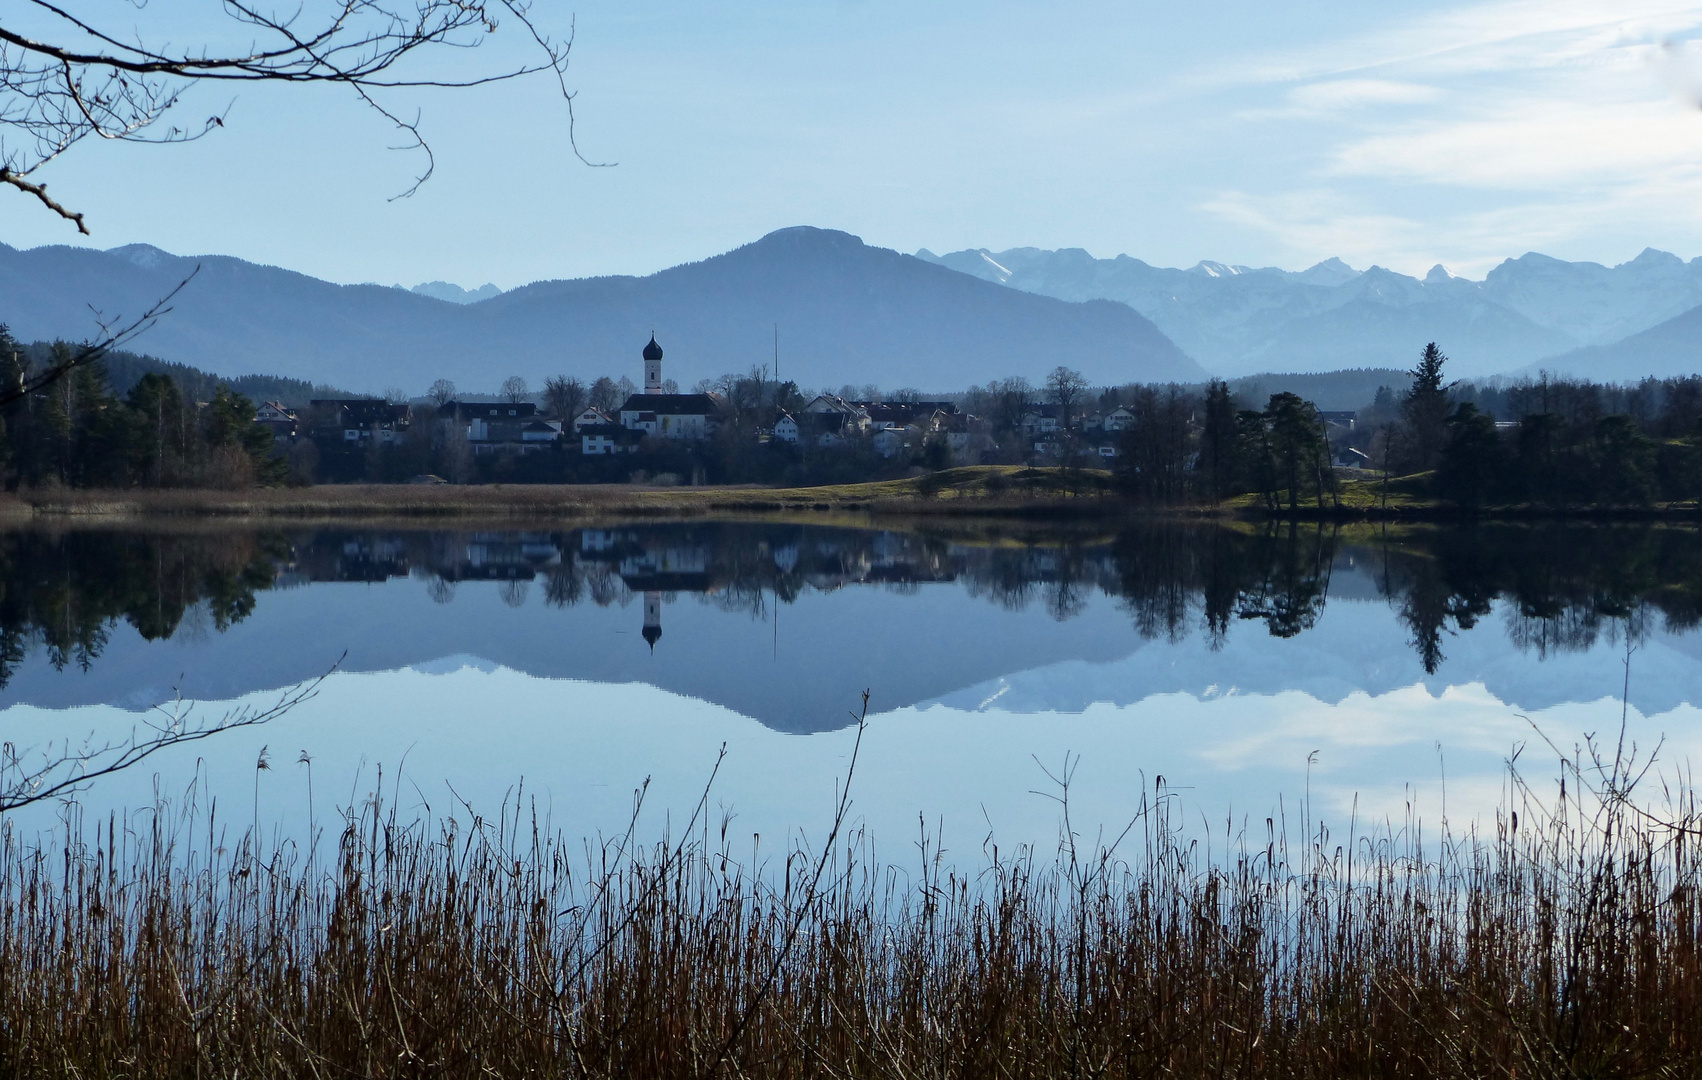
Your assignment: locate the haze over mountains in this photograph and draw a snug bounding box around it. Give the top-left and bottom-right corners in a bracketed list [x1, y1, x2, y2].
[917, 246, 1702, 380]
[6, 225, 1698, 393]
[0, 227, 1200, 394]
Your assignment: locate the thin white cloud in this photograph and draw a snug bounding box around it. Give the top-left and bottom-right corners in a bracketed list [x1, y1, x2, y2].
[1287, 79, 1444, 112]
[1331, 98, 1702, 187]
[1234, 0, 1702, 85]
[1187, 0, 1702, 270]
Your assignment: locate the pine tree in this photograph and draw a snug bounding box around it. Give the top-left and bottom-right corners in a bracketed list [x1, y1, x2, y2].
[1403, 342, 1451, 472]
[1199, 379, 1238, 502]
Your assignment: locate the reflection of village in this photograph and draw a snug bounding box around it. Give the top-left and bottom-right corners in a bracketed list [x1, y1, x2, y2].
[290, 525, 1123, 651]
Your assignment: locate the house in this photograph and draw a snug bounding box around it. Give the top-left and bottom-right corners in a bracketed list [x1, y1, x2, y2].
[1336, 446, 1372, 468]
[943, 414, 995, 463]
[311, 399, 412, 444]
[774, 413, 800, 443]
[872, 426, 918, 458]
[443, 401, 555, 454]
[854, 401, 957, 431]
[1101, 406, 1135, 432]
[802, 395, 871, 436]
[581, 423, 642, 456]
[1020, 404, 1066, 437]
[806, 411, 863, 448]
[254, 401, 298, 442]
[571, 406, 613, 433]
[618, 393, 723, 439]
[446, 400, 538, 438]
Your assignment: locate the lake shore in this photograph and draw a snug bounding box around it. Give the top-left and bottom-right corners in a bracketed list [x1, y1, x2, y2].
[0, 467, 1143, 524]
[4, 466, 1697, 524]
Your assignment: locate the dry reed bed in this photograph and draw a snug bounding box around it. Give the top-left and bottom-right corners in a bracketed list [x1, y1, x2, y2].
[1, 470, 1123, 523]
[2, 771, 1699, 1080]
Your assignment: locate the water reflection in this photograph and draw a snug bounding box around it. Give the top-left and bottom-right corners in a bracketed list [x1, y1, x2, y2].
[1, 521, 1700, 726]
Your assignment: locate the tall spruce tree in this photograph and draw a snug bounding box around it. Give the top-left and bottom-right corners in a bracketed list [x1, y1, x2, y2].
[1200, 379, 1239, 503]
[1403, 342, 1451, 473]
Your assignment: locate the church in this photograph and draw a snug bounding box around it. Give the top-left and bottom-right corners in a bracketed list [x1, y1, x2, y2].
[617, 335, 724, 440]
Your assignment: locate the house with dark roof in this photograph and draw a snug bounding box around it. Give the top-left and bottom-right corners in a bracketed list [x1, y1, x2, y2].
[254, 401, 298, 442]
[441, 400, 558, 454]
[581, 423, 643, 456]
[310, 399, 412, 444]
[617, 393, 724, 439]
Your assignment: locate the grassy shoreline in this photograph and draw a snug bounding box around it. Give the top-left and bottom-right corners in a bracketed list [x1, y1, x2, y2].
[0, 467, 1138, 524]
[5, 465, 1698, 524]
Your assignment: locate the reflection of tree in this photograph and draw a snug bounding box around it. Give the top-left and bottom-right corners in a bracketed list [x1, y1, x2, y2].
[500, 579, 532, 609]
[0, 530, 281, 688]
[1371, 525, 1696, 674]
[542, 565, 581, 608]
[1234, 523, 1335, 639]
[14, 522, 1702, 688]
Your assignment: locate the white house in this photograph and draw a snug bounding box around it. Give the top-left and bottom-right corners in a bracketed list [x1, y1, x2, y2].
[618, 395, 722, 439]
[1102, 406, 1135, 432]
[774, 413, 799, 443]
[582, 424, 640, 455]
[572, 406, 613, 433]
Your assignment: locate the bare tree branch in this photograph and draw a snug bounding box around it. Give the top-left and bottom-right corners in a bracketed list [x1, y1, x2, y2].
[0, 658, 338, 813]
[0, 266, 198, 406]
[0, 0, 610, 230]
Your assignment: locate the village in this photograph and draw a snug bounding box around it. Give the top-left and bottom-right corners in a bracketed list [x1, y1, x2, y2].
[250, 334, 1176, 475]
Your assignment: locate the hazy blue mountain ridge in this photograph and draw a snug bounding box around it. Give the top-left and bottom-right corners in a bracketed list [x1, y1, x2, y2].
[0, 227, 1202, 393]
[407, 281, 503, 304]
[917, 245, 1702, 379]
[1532, 304, 1702, 380]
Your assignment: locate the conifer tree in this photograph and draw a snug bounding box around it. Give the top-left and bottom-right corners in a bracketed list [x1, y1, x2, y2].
[1403, 342, 1451, 472]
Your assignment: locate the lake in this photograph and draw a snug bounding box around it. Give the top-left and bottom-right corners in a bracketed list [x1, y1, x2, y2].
[4, 519, 1700, 855]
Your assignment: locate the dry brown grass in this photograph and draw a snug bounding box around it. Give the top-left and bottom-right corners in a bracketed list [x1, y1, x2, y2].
[0, 469, 1129, 525]
[3, 739, 1699, 1080]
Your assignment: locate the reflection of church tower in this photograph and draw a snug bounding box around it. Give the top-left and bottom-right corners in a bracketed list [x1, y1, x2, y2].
[643, 335, 664, 395]
[642, 590, 662, 651]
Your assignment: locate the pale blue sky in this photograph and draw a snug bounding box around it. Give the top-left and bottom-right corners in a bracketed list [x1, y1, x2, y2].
[5, 0, 1702, 287]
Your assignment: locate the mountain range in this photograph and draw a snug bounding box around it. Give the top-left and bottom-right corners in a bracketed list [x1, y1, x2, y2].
[0, 227, 1200, 394]
[7, 226, 1699, 392]
[916, 246, 1702, 380]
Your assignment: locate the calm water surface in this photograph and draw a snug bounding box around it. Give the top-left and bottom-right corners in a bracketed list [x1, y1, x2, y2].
[4, 521, 1700, 851]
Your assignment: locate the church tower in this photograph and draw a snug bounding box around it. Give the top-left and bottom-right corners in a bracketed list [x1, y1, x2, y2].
[642, 591, 662, 651]
[643, 334, 664, 395]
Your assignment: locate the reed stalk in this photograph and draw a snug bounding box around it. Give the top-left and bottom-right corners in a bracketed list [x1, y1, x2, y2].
[1, 752, 1697, 1079]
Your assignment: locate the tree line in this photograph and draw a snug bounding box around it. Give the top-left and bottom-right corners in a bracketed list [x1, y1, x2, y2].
[1108, 344, 1702, 511]
[1, 329, 285, 489]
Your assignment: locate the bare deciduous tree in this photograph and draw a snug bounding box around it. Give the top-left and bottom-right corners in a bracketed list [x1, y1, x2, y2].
[501, 375, 530, 404]
[543, 374, 586, 420]
[1047, 365, 1088, 431]
[427, 379, 458, 408]
[588, 376, 620, 414]
[0, 0, 598, 234]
